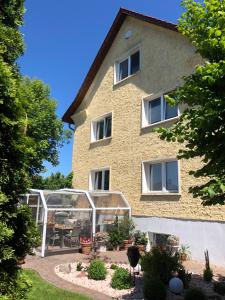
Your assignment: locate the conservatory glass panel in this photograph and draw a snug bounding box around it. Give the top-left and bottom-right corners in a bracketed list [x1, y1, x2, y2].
[89, 192, 128, 208]
[46, 192, 91, 209]
[95, 209, 129, 233]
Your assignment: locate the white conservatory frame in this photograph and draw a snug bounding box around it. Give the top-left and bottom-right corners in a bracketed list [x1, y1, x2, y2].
[24, 189, 131, 257]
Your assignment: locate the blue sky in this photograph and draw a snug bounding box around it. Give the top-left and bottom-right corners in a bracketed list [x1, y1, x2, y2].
[19, 0, 183, 176]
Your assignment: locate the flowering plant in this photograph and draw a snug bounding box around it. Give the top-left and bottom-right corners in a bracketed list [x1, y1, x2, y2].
[166, 235, 179, 246]
[95, 232, 109, 243]
[80, 236, 92, 244]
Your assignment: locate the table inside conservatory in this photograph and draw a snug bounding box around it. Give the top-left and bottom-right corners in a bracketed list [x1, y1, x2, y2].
[55, 224, 73, 248]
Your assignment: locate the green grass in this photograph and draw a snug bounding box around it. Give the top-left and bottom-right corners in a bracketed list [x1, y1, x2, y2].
[24, 269, 92, 300]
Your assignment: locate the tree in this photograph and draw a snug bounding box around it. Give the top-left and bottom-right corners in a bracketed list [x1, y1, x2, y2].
[156, 0, 225, 205]
[32, 172, 73, 190]
[0, 1, 70, 298]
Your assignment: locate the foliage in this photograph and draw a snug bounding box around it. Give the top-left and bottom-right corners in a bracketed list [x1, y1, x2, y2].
[177, 266, 192, 288]
[95, 231, 109, 243]
[0, 1, 70, 299]
[24, 269, 91, 300]
[31, 172, 73, 190]
[127, 246, 140, 268]
[184, 287, 207, 300]
[203, 249, 213, 282]
[119, 216, 135, 240]
[203, 268, 213, 282]
[111, 267, 133, 290]
[110, 264, 119, 270]
[178, 244, 191, 260]
[0, 270, 32, 300]
[141, 247, 182, 284]
[155, 0, 225, 205]
[19, 77, 71, 176]
[214, 281, 225, 296]
[134, 231, 148, 245]
[167, 235, 179, 246]
[108, 216, 123, 248]
[76, 262, 83, 271]
[87, 260, 107, 280]
[143, 277, 167, 300]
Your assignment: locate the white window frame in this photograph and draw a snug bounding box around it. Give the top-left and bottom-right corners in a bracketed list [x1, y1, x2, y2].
[142, 93, 180, 128]
[114, 46, 141, 84]
[142, 158, 180, 194]
[89, 168, 110, 191]
[91, 113, 112, 142]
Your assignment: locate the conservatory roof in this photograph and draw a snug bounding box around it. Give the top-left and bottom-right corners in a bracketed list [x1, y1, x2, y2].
[28, 189, 130, 210]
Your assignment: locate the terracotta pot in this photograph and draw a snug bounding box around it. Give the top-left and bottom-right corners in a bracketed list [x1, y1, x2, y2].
[123, 240, 132, 250]
[17, 256, 26, 265]
[137, 244, 146, 252]
[81, 242, 92, 255]
[180, 253, 187, 261]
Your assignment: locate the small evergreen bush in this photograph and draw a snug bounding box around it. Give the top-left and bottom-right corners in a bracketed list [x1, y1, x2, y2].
[203, 268, 213, 282]
[141, 246, 181, 284]
[214, 281, 225, 295]
[110, 264, 119, 270]
[184, 288, 207, 300]
[111, 267, 132, 290]
[143, 277, 167, 300]
[87, 259, 107, 280]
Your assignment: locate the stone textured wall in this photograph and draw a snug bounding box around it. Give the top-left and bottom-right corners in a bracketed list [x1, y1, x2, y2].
[71, 16, 225, 221]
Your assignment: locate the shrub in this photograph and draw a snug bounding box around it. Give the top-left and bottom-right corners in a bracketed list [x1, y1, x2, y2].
[110, 264, 119, 270]
[76, 262, 83, 271]
[111, 267, 133, 290]
[87, 259, 107, 280]
[184, 288, 207, 300]
[143, 277, 167, 300]
[141, 247, 181, 284]
[214, 281, 225, 295]
[177, 266, 192, 288]
[203, 268, 213, 282]
[203, 249, 213, 282]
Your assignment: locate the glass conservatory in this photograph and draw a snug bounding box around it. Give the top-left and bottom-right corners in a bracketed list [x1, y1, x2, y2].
[22, 189, 131, 257]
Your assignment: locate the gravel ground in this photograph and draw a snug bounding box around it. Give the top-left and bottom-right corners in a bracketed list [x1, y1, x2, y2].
[55, 262, 144, 299]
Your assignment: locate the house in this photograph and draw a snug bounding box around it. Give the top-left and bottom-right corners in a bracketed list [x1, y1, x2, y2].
[63, 8, 225, 264]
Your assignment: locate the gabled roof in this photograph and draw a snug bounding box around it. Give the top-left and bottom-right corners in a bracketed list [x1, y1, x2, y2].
[62, 8, 177, 124]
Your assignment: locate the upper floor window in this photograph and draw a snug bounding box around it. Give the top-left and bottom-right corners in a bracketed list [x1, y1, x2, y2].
[91, 113, 112, 142]
[142, 159, 179, 194]
[90, 169, 110, 191]
[142, 95, 179, 127]
[115, 49, 140, 83]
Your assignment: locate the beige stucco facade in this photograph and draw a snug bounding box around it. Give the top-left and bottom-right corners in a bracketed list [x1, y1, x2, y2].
[71, 16, 225, 222]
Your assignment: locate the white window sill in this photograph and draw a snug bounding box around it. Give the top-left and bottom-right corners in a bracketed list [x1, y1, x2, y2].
[142, 116, 179, 130]
[90, 136, 112, 145]
[113, 70, 140, 87]
[141, 192, 181, 196]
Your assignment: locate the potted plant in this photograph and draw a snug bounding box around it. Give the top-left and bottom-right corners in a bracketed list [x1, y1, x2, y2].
[134, 230, 148, 252]
[119, 216, 135, 250]
[178, 244, 191, 261]
[166, 235, 179, 255]
[95, 231, 109, 252]
[80, 226, 92, 255]
[108, 216, 123, 250]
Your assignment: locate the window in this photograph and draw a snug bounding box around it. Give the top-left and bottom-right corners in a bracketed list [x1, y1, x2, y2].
[115, 49, 140, 83]
[90, 169, 110, 191]
[142, 95, 178, 127]
[142, 160, 179, 193]
[91, 114, 112, 142]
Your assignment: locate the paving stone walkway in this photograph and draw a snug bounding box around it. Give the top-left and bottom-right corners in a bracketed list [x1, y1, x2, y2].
[23, 251, 129, 300]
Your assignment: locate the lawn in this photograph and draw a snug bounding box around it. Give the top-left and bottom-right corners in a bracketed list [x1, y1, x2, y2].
[24, 269, 92, 300]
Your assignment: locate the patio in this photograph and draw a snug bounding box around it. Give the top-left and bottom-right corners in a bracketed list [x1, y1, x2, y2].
[22, 189, 131, 257]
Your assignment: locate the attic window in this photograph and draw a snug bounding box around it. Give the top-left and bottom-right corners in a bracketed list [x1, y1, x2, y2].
[115, 48, 140, 83]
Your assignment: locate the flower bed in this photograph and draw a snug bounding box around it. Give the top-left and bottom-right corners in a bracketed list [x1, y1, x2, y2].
[55, 262, 143, 299]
